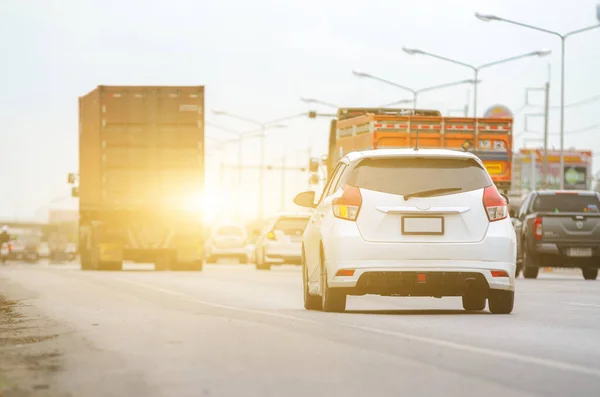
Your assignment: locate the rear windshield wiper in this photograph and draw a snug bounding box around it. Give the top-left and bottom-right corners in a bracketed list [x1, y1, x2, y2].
[403, 187, 463, 200]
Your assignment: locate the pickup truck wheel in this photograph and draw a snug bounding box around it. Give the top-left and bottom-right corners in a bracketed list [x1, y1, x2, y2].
[582, 268, 598, 280]
[522, 243, 539, 279]
[488, 290, 514, 314]
[462, 292, 486, 311]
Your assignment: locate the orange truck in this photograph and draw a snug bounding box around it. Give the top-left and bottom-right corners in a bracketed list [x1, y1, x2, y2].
[327, 108, 513, 193]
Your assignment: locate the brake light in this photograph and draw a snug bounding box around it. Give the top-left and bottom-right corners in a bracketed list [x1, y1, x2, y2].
[533, 217, 543, 240]
[332, 185, 362, 221]
[483, 185, 507, 222]
[267, 231, 276, 240]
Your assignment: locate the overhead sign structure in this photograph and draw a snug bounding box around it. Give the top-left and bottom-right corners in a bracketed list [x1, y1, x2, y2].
[483, 104, 513, 119]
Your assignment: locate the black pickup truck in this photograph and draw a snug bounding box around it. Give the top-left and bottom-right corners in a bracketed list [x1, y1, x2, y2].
[514, 190, 600, 280]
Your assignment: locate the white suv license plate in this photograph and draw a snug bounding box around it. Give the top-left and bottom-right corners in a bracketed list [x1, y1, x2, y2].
[568, 247, 592, 257]
[402, 216, 444, 235]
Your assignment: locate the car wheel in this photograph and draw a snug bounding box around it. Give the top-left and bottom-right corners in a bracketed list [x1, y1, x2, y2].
[488, 290, 514, 314]
[462, 292, 486, 311]
[320, 251, 346, 313]
[302, 252, 321, 311]
[522, 242, 539, 279]
[582, 268, 598, 280]
[256, 262, 271, 271]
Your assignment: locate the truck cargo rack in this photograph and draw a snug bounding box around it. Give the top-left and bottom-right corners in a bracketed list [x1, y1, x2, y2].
[336, 108, 441, 120]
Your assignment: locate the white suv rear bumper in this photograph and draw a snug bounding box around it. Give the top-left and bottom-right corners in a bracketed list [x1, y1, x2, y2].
[328, 261, 515, 292]
[322, 218, 516, 293]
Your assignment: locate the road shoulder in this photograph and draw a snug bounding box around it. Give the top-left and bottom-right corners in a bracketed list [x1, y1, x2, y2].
[0, 276, 69, 397]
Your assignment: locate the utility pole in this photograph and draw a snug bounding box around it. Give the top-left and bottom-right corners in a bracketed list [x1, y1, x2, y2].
[530, 151, 537, 191]
[542, 79, 550, 189]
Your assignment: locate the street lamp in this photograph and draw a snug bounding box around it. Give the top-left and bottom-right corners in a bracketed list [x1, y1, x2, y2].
[352, 69, 477, 108]
[212, 110, 306, 220]
[402, 46, 550, 118]
[474, 12, 600, 189]
[300, 97, 339, 109]
[379, 98, 415, 107]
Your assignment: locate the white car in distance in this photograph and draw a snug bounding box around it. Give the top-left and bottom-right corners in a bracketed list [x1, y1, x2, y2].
[205, 224, 250, 264]
[294, 149, 517, 313]
[254, 213, 312, 270]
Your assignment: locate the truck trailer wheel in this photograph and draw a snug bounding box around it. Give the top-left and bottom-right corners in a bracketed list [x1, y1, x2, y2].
[582, 268, 598, 280]
[169, 261, 203, 271]
[97, 261, 123, 271]
[80, 250, 93, 271]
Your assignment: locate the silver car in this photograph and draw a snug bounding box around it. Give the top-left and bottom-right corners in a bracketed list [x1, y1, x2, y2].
[254, 213, 312, 270]
[205, 225, 250, 264]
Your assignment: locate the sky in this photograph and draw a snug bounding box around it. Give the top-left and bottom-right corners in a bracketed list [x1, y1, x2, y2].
[1, 0, 599, 222]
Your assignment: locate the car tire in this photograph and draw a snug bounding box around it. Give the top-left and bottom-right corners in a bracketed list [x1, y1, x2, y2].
[302, 252, 321, 311]
[462, 292, 486, 311]
[488, 290, 514, 314]
[256, 263, 271, 271]
[522, 242, 539, 279]
[582, 268, 598, 280]
[320, 251, 346, 313]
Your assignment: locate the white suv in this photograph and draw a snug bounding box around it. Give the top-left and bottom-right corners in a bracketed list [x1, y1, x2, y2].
[294, 149, 516, 314]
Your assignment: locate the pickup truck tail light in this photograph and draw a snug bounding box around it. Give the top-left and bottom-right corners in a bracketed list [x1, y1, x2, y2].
[533, 217, 543, 240]
[483, 185, 508, 222]
[333, 185, 362, 221]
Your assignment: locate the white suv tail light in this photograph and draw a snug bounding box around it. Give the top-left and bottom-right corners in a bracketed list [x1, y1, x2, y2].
[483, 185, 507, 222]
[333, 185, 362, 221]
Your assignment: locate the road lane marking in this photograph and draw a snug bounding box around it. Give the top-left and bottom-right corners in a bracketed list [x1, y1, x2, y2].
[340, 324, 600, 378]
[564, 302, 600, 308]
[114, 278, 320, 325]
[114, 278, 600, 378]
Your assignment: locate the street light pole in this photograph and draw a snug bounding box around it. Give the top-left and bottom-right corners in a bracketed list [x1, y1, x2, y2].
[352, 69, 477, 110]
[212, 110, 310, 220]
[300, 97, 339, 109]
[475, 12, 600, 189]
[402, 47, 550, 117]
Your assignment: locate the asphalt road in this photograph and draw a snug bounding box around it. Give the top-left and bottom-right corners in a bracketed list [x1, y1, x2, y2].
[1, 262, 600, 397]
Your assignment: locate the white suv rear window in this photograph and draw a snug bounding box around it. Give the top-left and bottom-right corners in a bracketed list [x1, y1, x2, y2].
[345, 157, 492, 197]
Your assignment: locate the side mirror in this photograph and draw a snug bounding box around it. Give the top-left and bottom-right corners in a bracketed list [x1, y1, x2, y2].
[294, 191, 316, 208]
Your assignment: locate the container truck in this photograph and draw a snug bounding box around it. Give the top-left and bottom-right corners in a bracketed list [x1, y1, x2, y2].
[78, 85, 205, 271]
[327, 108, 514, 194]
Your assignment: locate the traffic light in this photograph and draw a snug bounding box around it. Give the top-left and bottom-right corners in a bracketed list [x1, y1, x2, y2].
[308, 110, 317, 119]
